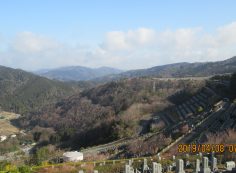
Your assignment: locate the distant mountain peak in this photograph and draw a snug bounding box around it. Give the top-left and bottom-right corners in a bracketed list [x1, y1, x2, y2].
[23, 56, 236, 82]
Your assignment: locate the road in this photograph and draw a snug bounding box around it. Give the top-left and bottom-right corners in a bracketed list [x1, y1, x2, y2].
[82, 118, 184, 156]
[152, 77, 210, 81]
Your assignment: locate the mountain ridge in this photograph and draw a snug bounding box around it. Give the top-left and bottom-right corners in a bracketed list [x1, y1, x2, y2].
[93, 56, 236, 81]
[0, 65, 80, 114]
[34, 66, 123, 81]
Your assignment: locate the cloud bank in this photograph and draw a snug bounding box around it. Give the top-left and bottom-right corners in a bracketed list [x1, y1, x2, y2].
[1, 22, 236, 70]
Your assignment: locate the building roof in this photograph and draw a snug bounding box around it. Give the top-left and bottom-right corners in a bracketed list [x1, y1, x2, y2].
[63, 151, 83, 158]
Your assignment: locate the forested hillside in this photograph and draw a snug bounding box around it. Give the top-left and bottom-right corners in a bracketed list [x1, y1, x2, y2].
[0, 66, 80, 115]
[16, 78, 205, 148]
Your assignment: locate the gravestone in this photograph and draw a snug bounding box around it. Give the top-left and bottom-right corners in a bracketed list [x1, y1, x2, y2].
[157, 163, 162, 173]
[129, 159, 133, 166]
[143, 158, 149, 172]
[167, 165, 172, 172]
[130, 167, 134, 173]
[153, 162, 158, 173]
[226, 161, 236, 171]
[201, 157, 211, 173]
[125, 164, 134, 173]
[211, 157, 217, 171]
[176, 159, 185, 173]
[195, 159, 200, 173]
[153, 162, 162, 173]
[126, 165, 131, 173]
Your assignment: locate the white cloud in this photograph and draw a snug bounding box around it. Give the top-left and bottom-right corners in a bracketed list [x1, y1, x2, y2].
[1, 22, 236, 71]
[101, 28, 156, 51]
[99, 23, 236, 66]
[217, 22, 236, 45]
[101, 31, 130, 51]
[11, 32, 60, 53]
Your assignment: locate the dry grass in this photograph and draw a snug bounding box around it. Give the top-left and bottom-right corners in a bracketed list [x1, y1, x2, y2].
[205, 129, 236, 144]
[120, 103, 150, 122]
[36, 165, 78, 173]
[0, 111, 20, 119]
[84, 152, 110, 161]
[120, 102, 169, 122]
[36, 164, 95, 173]
[0, 111, 19, 136]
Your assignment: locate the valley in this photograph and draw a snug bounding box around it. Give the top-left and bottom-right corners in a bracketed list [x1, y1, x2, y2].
[1, 1, 236, 172]
[0, 57, 236, 173]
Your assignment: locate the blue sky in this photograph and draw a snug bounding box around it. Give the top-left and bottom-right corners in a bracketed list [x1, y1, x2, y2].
[0, 0, 236, 70]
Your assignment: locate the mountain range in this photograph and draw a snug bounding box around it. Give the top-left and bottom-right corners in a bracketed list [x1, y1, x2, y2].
[94, 56, 236, 81]
[35, 66, 123, 81]
[1, 56, 236, 114]
[32, 56, 236, 82]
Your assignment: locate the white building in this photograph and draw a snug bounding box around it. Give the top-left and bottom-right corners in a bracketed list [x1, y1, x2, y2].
[63, 151, 83, 162]
[225, 161, 235, 171]
[0, 135, 7, 142]
[10, 134, 16, 138]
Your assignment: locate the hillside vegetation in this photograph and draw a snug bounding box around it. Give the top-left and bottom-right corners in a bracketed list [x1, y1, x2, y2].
[0, 66, 80, 115]
[16, 78, 205, 149]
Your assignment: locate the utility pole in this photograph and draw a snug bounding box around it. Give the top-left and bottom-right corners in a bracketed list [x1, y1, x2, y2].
[153, 80, 156, 92]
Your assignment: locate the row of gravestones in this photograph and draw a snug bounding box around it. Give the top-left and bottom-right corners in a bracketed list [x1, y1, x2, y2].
[77, 154, 235, 173]
[124, 156, 234, 173]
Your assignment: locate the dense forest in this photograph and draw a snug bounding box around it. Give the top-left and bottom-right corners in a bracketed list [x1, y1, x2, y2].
[0, 66, 82, 115]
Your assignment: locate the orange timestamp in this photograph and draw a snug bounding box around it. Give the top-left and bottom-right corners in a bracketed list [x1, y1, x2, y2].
[177, 144, 234, 153]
